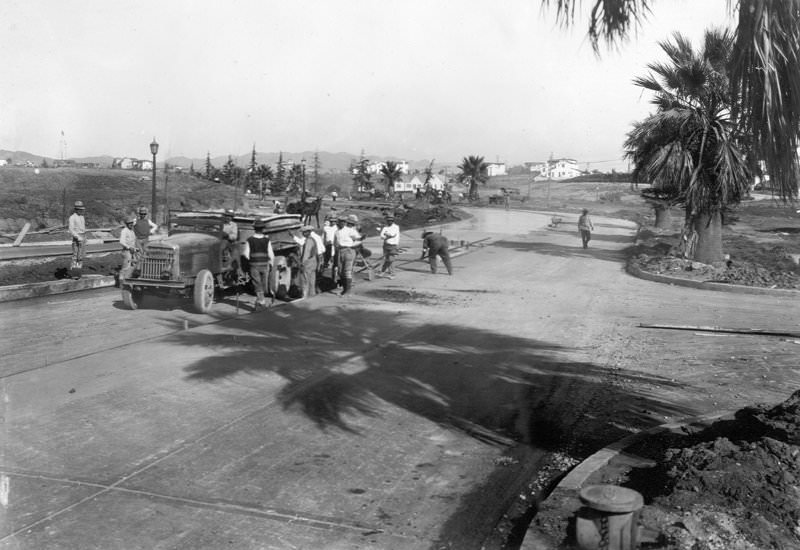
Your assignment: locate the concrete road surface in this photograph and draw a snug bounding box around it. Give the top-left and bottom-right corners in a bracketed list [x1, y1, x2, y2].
[1, 208, 797, 549]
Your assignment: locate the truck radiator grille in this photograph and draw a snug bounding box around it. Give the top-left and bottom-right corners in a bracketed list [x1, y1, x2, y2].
[139, 251, 174, 279]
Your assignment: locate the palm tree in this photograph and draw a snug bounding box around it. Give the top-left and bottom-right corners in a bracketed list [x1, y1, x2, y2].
[544, 0, 799, 201]
[457, 156, 489, 201]
[624, 30, 750, 263]
[380, 161, 403, 197]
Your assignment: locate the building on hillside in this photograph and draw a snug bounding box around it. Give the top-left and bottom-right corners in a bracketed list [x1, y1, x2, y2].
[527, 157, 582, 180]
[486, 162, 507, 177]
[367, 160, 410, 175]
[397, 174, 447, 194]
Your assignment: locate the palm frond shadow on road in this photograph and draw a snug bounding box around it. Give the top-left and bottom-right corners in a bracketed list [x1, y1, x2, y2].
[168, 305, 688, 455]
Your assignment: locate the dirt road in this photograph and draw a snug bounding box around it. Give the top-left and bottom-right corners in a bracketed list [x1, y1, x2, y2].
[1, 208, 797, 549]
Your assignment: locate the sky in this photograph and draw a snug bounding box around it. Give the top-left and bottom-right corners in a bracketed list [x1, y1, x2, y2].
[0, 0, 734, 170]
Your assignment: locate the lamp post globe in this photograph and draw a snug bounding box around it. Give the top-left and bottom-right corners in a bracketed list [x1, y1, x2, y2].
[150, 138, 159, 222]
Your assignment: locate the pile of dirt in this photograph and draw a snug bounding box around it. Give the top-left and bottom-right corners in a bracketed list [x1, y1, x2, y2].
[605, 391, 800, 549]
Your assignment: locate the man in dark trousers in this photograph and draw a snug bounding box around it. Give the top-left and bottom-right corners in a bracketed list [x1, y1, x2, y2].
[133, 206, 158, 252]
[421, 230, 452, 275]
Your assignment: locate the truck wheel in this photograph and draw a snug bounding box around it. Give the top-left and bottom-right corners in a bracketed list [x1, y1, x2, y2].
[193, 269, 215, 313]
[121, 288, 143, 310]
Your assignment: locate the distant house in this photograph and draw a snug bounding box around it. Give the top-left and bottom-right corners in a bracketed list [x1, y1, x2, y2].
[396, 174, 447, 193]
[141, 160, 153, 171]
[0, 160, 7, 167]
[368, 160, 410, 175]
[486, 162, 507, 177]
[528, 157, 582, 180]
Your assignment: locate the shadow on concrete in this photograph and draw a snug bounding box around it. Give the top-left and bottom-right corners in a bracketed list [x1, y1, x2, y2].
[492, 239, 631, 263]
[167, 305, 687, 457]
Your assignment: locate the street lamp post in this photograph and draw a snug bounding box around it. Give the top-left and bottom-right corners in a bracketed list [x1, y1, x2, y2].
[150, 138, 159, 222]
[301, 158, 307, 200]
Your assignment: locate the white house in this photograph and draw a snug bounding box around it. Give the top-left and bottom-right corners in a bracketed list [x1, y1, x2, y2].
[368, 160, 410, 175]
[528, 157, 582, 180]
[397, 174, 447, 193]
[486, 162, 507, 177]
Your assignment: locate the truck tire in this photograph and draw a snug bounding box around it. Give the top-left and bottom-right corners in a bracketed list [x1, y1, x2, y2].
[193, 269, 215, 313]
[121, 288, 143, 310]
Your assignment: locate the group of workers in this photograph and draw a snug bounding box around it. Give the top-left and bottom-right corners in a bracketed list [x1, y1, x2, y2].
[68, 200, 158, 278]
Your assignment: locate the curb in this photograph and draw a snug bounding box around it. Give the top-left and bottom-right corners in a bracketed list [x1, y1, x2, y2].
[625, 262, 800, 297]
[521, 411, 731, 550]
[0, 275, 117, 303]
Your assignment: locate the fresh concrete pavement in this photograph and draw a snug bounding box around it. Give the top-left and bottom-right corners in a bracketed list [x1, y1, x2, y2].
[0, 210, 570, 549]
[3, 208, 796, 549]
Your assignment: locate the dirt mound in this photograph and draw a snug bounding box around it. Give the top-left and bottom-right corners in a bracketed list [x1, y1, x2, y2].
[624, 391, 800, 549]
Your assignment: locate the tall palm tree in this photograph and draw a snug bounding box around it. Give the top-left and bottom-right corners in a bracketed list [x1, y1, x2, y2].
[457, 156, 489, 201]
[544, 0, 799, 201]
[624, 30, 750, 263]
[380, 161, 403, 197]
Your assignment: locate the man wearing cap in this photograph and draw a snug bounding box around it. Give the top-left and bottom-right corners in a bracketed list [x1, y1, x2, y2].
[333, 214, 363, 295]
[242, 218, 274, 309]
[119, 216, 137, 277]
[133, 206, 158, 252]
[292, 225, 320, 298]
[321, 215, 336, 268]
[421, 230, 453, 275]
[378, 213, 400, 279]
[577, 208, 594, 249]
[68, 200, 87, 272]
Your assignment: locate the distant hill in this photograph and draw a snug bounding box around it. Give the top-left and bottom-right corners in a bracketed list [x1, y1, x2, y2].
[1, 149, 443, 173]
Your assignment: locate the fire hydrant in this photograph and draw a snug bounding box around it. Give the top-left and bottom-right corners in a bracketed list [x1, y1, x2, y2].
[575, 485, 644, 550]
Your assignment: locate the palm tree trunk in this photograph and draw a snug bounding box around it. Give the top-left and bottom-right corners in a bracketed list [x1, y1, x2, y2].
[692, 212, 724, 264]
[653, 202, 672, 229]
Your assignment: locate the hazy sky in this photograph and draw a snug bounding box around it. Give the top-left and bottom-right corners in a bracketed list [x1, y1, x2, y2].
[1, 0, 733, 169]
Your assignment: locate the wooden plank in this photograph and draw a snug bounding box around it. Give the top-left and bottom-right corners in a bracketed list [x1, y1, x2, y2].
[639, 323, 800, 339]
[12, 223, 31, 246]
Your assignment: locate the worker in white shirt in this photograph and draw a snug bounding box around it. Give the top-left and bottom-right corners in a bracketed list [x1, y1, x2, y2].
[69, 200, 87, 273]
[333, 214, 363, 296]
[378, 213, 400, 279]
[119, 216, 137, 277]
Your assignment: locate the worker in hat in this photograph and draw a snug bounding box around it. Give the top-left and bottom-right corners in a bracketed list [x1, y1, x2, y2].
[321, 215, 336, 269]
[378, 213, 400, 279]
[119, 216, 137, 278]
[242, 218, 274, 309]
[333, 214, 363, 296]
[577, 208, 594, 249]
[291, 225, 321, 298]
[222, 209, 238, 243]
[68, 200, 87, 273]
[421, 230, 453, 275]
[133, 206, 158, 252]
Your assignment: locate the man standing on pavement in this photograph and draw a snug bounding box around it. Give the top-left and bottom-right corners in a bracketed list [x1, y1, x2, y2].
[378, 213, 400, 279]
[68, 200, 86, 275]
[292, 225, 320, 299]
[242, 218, 274, 310]
[306, 224, 325, 293]
[133, 206, 158, 252]
[119, 216, 137, 278]
[322, 215, 336, 268]
[577, 208, 595, 249]
[334, 214, 363, 296]
[421, 230, 453, 275]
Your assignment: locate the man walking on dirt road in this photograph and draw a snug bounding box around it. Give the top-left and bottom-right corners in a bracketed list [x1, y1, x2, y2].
[421, 230, 453, 275]
[378, 213, 400, 279]
[243, 218, 275, 309]
[68, 200, 86, 274]
[578, 208, 594, 249]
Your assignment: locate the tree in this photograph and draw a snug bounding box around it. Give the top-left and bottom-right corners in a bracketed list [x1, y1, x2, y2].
[380, 160, 403, 197]
[271, 152, 287, 195]
[624, 30, 750, 263]
[351, 150, 371, 193]
[204, 152, 213, 180]
[457, 155, 489, 201]
[543, 0, 799, 201]
[312, 151, 322, 193]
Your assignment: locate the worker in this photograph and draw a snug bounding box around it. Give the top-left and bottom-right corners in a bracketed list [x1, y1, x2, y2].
[306, 224, 325, 293]
[334, 214, 363, 296]
[68, 200, 86, 274]
[378, 213, 400, 279]
[321, 215, 336, 268]
[119, 216, 137, 277]
[292, 225, 320, 298]
[221, 209, 238, 242]
[242, 218, 274, 310]
[577, 208, 595, 249]
[421, 230, 453, 275]
[133, 206, 158, 252]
